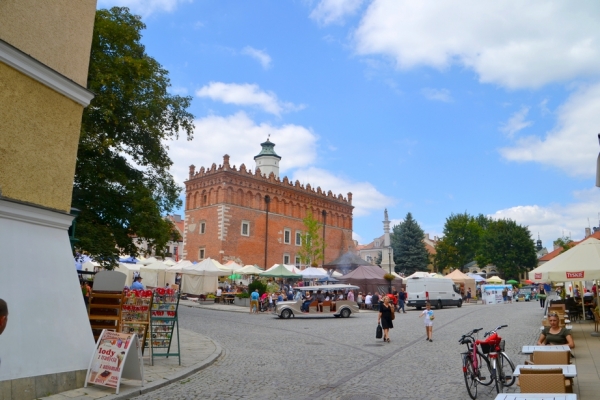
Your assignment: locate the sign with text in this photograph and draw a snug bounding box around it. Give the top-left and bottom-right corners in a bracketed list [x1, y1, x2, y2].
[85, 330, 144, 394]
[534, 273, 542, 280]
[566, 271, 584, 279]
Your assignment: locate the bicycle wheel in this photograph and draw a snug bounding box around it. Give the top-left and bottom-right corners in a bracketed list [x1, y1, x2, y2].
[463, 355, 478, 399]
[476, 351, 494, 386]
[498, 352, 516, 387]
[491, 358, 503, 394]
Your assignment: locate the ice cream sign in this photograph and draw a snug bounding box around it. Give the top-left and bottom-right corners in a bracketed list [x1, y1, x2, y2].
[85, 330, 144, 394]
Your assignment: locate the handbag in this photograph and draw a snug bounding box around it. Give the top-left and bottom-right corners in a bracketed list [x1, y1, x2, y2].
[376, 323, 383, 339]
[391, 307, 395, 320]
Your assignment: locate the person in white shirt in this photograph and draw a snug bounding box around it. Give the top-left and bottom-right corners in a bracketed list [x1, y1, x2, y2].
[347, 290, 355, 302]
[216, 287, 222, 297]
[365, 293, 373, 309]
[507, 288, 513, 303]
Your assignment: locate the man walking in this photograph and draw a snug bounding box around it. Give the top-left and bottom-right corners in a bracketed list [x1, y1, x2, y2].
[398, 288, 406, 313]
[250, 289, 259, 314]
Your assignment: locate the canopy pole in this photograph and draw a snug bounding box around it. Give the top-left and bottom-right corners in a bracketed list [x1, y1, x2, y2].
[592, 279, 600, 337]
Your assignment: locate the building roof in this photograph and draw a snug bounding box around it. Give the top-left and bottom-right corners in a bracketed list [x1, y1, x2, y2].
[539, 230, 600, 262]
[254, 138, 281, 160]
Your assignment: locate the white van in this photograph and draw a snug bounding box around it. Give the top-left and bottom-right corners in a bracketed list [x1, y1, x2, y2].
[406, 277, 462, 309]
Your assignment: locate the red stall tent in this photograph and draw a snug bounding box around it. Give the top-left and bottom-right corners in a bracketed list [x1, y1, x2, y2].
[338, 265, 401, 296]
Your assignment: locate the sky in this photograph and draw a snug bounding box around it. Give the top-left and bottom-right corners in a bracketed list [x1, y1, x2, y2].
[98, 0, 600, 249]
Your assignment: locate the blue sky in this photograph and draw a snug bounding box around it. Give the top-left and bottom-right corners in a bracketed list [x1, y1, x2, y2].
[98, 0, 600, 248]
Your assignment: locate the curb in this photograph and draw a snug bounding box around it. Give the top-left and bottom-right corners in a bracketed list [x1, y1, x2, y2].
[181, 301, 252, 314]
[102, 339, 223, 400]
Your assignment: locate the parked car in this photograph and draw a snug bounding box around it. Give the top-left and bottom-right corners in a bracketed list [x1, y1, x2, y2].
[515, 287, 532, 302]
[406, 277, 462, 310]
[273, 284, 360, 319]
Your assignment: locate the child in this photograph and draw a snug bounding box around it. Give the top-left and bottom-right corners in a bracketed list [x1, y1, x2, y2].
[418, 302, 435, 342]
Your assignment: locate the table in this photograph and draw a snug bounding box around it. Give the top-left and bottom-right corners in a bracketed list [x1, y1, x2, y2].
[223, 294, 236, 304]
[522, 345, 570, 354]
[514, 364, 577, 378]
[494, 394, 576, 400]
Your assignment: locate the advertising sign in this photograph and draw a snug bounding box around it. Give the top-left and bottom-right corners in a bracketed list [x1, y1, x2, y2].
[85, 330, 144, 394]
[566, 271, 584, 279]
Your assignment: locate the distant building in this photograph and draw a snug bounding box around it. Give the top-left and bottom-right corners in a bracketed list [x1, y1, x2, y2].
[183, 140, 355, 267]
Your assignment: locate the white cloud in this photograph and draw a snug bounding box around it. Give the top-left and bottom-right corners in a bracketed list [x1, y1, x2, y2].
[241, 46, 272, 69]
[500, 83, 600, 177]
[167, 112, 317, 184]
[421, 88, 452, 103]
[353, 0, 600, 89]
[489, 188, 600, 248]
[196, 82, 303, 116]
[500, 106, 532, 138]
[98, 0, 190, 16]
[310, 0, 366, 25]
[291, 167, 394, 217]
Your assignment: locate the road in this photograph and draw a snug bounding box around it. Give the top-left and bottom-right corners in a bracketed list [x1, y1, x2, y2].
[134, 301, 543, 400]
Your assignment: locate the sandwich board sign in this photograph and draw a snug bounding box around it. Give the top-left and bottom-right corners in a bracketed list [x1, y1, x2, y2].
[85, 329, 144, 394]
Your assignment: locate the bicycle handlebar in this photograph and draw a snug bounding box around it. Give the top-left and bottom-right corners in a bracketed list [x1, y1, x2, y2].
[458, 328, 483, 344]
[484, 324, 508, 337]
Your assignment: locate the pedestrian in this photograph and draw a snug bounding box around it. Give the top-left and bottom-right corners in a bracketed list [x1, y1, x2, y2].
[377, 296, 394, 342]
[250, 289, 259, 314]
[466, 288, 472, 303]
[502, 287, 508, 303]
[0, 298, 7, 368]
[419, 302, 435, 342]
[365, 292, 373, 310]
[507, 287, 513, 303]
[347, 290, 355, 302]
[0, 298, 8, 335]
[357, 292, 364, 309]
[538, 285, 547, 308]
[398, 288, 406, 313]
[131, 276, 144, 290]
[372, 292, 380, 311]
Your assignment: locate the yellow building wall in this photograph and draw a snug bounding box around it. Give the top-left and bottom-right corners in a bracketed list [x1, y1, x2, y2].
[0, 64, 83, 212]
[0, 0, 97, 86]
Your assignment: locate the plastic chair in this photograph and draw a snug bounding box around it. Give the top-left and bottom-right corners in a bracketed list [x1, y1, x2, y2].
[519, 373, 567, 393]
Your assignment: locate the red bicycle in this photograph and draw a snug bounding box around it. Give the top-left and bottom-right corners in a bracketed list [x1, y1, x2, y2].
[459, 325, 515, 399]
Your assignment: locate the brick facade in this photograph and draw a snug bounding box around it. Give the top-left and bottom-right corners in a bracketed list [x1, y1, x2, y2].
[183, 154, 355, 268]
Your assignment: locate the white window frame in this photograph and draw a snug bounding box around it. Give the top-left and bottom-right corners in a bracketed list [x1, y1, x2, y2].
[200, 221, 206, 234]
[295, 231, 302, 246]
[199, 248, 205, 260]
[283, 254, 290, 265]
[295, 256, 301, 267]
[284, 228, 291, 244]
[241, 220, 250, 236]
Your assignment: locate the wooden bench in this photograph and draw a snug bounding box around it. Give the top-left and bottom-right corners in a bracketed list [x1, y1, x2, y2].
[306, 300, 335, 312]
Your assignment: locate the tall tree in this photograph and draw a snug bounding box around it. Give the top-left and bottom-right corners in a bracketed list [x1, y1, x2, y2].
[434, 212, 482, 272]
[391, 212, 429, 275]
[297, 210, 325, 267]
[476, 219, 537, 279]
[73, 7, 194, 268]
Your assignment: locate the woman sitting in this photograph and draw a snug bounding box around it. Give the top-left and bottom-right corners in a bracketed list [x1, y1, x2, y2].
[537, 312, 575, 349]
[316, 290, 325, 312]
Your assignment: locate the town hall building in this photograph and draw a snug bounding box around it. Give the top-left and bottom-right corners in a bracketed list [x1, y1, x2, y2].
[183, 139, 355, 268]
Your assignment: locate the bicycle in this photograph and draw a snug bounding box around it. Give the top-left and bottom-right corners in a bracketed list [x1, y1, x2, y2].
[478, 325, 516, 395]
[459, 328, 493, 399]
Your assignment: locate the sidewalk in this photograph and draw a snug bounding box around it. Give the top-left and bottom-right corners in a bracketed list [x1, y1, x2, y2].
[40, 329, 222, 400]
[568, 319, 600, 399]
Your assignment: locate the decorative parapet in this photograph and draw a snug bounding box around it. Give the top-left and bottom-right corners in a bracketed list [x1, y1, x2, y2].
[186, 155, 353, 205]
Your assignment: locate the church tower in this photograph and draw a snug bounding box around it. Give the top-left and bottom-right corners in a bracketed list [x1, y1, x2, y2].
[381, 209, 395, 272]
[254, 138, 281, 179]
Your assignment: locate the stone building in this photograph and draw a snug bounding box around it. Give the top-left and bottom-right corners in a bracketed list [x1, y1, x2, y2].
[183, 140, 355, 267]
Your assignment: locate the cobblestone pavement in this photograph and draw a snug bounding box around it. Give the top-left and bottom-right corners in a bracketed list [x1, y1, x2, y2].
[133, 301, 545, 400]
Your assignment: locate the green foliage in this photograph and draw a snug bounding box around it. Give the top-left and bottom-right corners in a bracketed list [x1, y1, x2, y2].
[248, 280, 267, 295]
[475, 219, 537, 279]
[297, 210, 325, 266]
[391, 212, 430, 275]
[73, 7, 194, 268]
[235, 292, 250, 298]
[434, 213, 483, 272]
[266, 282, 280, 293]
[554, 237, 574, 254]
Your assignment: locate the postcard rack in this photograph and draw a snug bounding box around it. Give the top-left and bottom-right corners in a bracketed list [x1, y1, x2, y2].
[149, 289, 180, 365]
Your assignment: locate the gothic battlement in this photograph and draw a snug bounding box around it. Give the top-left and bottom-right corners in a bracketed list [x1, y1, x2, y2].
[187, 154, 353, 205]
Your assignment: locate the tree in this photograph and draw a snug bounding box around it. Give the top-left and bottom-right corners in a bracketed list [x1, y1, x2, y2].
[476, 219, 537, 279]
[553, 237, 574, 254]
[391, 212, 429, 275]
[73, 7, 194, 268]
[434, 212, 482, 272]
[297, 210, 325, 267]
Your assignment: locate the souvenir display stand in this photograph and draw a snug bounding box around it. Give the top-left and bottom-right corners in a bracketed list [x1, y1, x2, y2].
[120, 289, 153, 355]
[149, 289, 181, 365]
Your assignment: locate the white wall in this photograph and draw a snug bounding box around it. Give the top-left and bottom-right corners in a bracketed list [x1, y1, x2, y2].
[0, 200, 95, 380]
